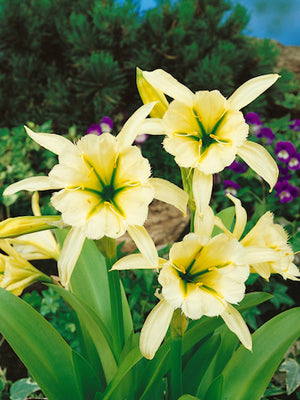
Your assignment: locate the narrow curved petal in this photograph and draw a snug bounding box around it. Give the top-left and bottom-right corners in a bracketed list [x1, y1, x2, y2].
[226, 194, 247, 240]
[4, 176, 59, 196]
[143, 69, 194, 107]
[112, 253, 155, 270]
[220, 303, 252, 350]
[250, 262, 271, 280]
[58, 227, 86, 288]
[243, 246, 278, 264]
[139, 119, 165, 135]
[0, 239, 23, 261]
[228, 74, 280, 110]
[139, 299, 174, 359]
[136, 67, 169, 118]
[25, 126, 74, 155]
[238, 141, 279, 191]
[117, 102, 156, 150]
[127, 225, 158, 268]
[150, 177, 188, 215]
[31, 192, 41, 216]
[194, 206, 215, 238]
[192, 170, 213, 215]
[0, 215, 62, 239]
[214, 216, 234, 237]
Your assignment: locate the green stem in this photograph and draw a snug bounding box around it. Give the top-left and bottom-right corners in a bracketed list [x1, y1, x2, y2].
[169, 309, 187, 399]
[103, 240, 125, 360]
[170, 336, 183, 399]
[181, 167, 196, 232]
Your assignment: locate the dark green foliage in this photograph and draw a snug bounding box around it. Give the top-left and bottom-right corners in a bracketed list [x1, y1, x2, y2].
[0, 0, 292, 134]
[0, 121, 57, 219]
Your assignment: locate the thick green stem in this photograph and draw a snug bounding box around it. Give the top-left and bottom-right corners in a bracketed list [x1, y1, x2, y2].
[169, 309, 188, 399]
[181, 167, 196, 232]
[170, 335, 183, 400]
[98, 237, 124, 360]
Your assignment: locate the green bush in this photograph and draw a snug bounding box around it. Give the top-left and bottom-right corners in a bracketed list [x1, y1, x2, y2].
[0, 0, 294, 134]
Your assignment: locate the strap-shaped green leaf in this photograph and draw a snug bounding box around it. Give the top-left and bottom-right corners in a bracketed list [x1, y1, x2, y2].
[222, 307, 300, 400]
[71, 350, 103, 400]
[183, 335, 221, 395]
[203, 375, 223, 400]
[0, 288, 81, 400]
[55, 230, 133, 342]
[102, 347, 143, 400]
[51, 285, 118, 384]
[196, 326, 238, 399]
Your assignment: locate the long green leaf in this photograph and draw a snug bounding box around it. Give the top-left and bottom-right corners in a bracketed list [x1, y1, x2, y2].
[222, 307, 300, 400]
[196, 326, 238, 399]
[71, 350, 103, 400]
[183, 335, 221, 395]
[51, 285, 118, 384]
[204, 375, 223, 400]
[55, 230, 133, 340]
[137, 341, 171, 400]
[102, 347, 143, 400]
[0, 288, 80, 400]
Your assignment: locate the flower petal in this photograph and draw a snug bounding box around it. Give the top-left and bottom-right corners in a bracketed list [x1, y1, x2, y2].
[4, 176, 58, 195]
[220, 303, 252, 350]
[58, 227, 86, 288]
[136, 67, 169, 118]
[139, 299, 174, 359]
[149, 178, 188, 215]
[228, 74, 280, 110]
[243, 246, 278, 265]
[143, 69, 194, 106]
[194, 206, 215, 238]
[127, 225, 158, 268]
[238, 141, 279, 191]
[139, 119, 165, 135]
[25, 126, 74, 155]
[117, 103, 156, 150]
[192, 170, 213, 215]
[112, 253, 155, 270]
[226, 194, 247, 240]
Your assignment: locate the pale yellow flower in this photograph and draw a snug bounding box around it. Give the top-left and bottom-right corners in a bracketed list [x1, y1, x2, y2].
[113, 218, 252, 359]
[214, 194, 300, 281]
[137, 69, 279, 213]
[4, 192, 60, 261]
[0, 239, 52, 296]
[4, 103, 188, 286]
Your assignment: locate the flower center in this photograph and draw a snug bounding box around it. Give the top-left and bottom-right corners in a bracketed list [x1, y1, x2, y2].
[101, 183, 116, 202]
[277, 150, 289, 160]
[279, 190, 291, 201]
[288, 157, 299, 168]
[190, 109, 230, 153]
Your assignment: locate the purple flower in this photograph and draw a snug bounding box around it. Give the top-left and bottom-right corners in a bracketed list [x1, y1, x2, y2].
[99, 116, 113, 133]
[87, 116, 113, 136]
[289, 119, 300, 132]
[223, 180, 241, 196]
[134, 134, 149, 144]
[256, 127, 275, 145]
[275, 141, 296, 163]
[245, 112, 262, 134]
[87, 123, 102, 136]
[227, 160, 248, 173]
[274, 180, 299, 203]
[278, 165, 292, 181]
[287, 152, 300, 171]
